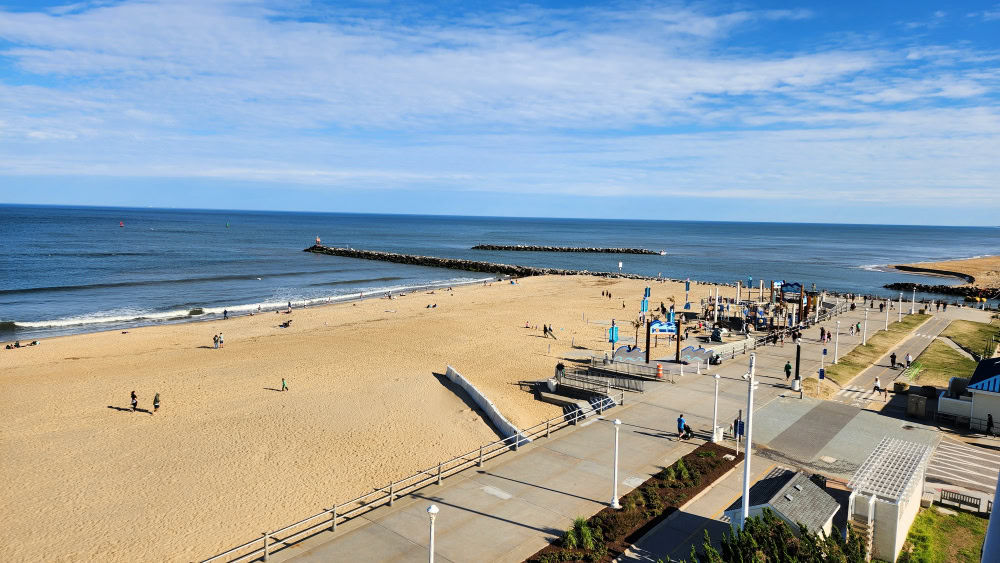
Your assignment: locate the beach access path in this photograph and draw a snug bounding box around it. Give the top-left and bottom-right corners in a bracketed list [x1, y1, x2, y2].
[274, 301, 891, 563]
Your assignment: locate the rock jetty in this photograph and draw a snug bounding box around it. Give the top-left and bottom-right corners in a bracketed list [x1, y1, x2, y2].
[304, 245, 675, 281]
[471, 244, 660, 255]
[883, 282, 999, 300]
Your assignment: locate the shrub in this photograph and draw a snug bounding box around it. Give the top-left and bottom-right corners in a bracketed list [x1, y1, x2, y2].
[697, 450, 717, 458]
[663, 466, 676, 481]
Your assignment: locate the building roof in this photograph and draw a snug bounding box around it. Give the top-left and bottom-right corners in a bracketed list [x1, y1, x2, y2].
[725, 470, 840, 532]
[968, 358, 1000, 393]
[848, 437, 932, 502]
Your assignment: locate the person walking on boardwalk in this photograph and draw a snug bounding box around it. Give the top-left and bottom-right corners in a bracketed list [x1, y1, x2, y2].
[988, 414, 995, 438]
[890, 352, 897, 369]
[784, 361, 792, 382]
[874, 377, 884, 401]
[677, 414, 686, 440]
[131, 390, 138, 412]
[820, 326, 826, 342]
[153, 393, 160, 415]
[281, 378, 288, 392]
[905, 353, 912, 369]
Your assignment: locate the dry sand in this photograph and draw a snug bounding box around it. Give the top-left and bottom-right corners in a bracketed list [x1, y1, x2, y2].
[895, 255, 1000, 288]
[0, 274, 710, 562]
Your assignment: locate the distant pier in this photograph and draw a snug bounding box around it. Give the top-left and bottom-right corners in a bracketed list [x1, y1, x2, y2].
[472, 244, 660, 255]
[304, 245, 670, 281]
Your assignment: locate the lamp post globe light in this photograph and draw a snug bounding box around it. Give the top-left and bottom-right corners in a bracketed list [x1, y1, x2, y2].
[611, 419, 622, 510]
[427, 505, 439, 563]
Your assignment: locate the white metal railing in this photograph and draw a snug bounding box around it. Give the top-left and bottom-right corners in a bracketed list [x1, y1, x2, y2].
[199, 390, 626, 563]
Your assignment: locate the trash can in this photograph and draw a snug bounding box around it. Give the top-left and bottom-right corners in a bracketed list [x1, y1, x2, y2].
[791, 378, 801, 392]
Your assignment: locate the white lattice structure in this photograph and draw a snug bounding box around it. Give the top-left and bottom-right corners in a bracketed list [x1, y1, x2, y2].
[847, 437, 933, 561]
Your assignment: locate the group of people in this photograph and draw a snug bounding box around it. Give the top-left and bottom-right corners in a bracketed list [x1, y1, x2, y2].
[542, 324, 558, 339]
[213, 333, 225, 348]
[130, 390, 160, 414]
[5, 340, 39, 349]
[889, 351, 912, 370]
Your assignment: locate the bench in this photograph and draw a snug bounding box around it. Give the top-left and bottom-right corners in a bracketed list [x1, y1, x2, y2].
[941, 489, 982, 512]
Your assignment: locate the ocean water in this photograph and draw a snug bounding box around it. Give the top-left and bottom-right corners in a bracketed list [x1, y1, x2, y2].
[1, 205, 997, 340]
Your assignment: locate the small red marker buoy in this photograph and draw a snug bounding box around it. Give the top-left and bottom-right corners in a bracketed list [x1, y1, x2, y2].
[120, 221, 124, 227]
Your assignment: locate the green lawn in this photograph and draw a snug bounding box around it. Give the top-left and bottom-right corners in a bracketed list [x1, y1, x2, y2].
[942, 319, 1000, 358]
[821, 314, 930, 387]
[910, 340, 979, 388]
[898, 506, 987, 563]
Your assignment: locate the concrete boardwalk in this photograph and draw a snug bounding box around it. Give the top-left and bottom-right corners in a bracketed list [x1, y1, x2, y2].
[278, 301, 905, 563]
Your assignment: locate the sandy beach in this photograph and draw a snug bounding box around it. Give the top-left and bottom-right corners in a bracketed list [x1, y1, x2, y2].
[894, 256, 1000, 288]
[0, 274, 705, 562]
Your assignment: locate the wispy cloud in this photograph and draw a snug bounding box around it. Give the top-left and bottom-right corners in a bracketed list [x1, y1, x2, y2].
[0, 0, 997, 214]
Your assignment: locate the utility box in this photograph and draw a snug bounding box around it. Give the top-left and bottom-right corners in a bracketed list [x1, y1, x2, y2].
[907, 394, 927, 418]
[712, 426, 724, 443]
[791, 378, 801, 392]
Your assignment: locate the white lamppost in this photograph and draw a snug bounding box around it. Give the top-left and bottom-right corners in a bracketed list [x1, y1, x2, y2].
[611, 419, 622, 509]
[712, 374, 721, 443]
[714, 287, 720, 325]
[740, 354, 758, 529]
[863, 309, 868, 345]
[898, 293, 903, 322]
[911, 288, 916, 314]
[885, 300, 889, 330]
[834, 320, 840, 364]
[427, 505, 439, 563]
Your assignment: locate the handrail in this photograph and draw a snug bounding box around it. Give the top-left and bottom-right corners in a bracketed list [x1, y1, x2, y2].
[200, 390, 625, 563]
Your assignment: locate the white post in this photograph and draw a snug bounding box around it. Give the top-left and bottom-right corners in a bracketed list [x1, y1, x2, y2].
[759, 279, 764, 301]
[885, 301, 889, 330]
[863, 309, 868, 345]
[834, 321, 840, 364]
[740, 354, 757, 529]
[611, 419, 622, 509]
[820, 345, 825, 397]
[714, 287, 719, 325]
[427, 505, 439, 563]
[899, 293, 903, 322]
[737, 281, 741, 305]
[712, 374, 721, 443]
[911, 288, 916, 314]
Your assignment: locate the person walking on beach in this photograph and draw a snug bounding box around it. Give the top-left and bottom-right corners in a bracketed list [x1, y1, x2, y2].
[219, 333, 224, 349]
[281, 378, 288, 392]
[213, 334, 219, 349]
[890, 352, 897, 369]
[784, 361, 792, 382]
[223, 309, 228, 320]
[131, 390, 138, 412]
[153, 393, 160, 415]
[677, 414, 686, 440]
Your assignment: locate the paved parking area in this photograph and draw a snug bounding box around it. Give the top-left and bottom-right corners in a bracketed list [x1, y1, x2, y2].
[925, 436, 1000, 507]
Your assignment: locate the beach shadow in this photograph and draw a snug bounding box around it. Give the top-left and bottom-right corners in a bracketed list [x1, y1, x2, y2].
[263, 387, 283, 392]
[432, 372, 507, 441]
[107, 405, 150, 414]
[196, 346, 215, 349]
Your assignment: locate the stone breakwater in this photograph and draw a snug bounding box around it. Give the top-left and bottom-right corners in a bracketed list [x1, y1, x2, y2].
[890, 264, 975, 284]
[304, 245, 685, 282]
[471, 244, 660, 255]
[883, 282, 1000, 300]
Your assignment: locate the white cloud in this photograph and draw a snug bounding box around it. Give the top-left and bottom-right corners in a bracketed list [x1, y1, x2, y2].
[0, 0, 996, 211]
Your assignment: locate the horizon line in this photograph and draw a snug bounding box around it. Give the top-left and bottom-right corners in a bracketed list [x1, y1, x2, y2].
[1, 202, 996, 229]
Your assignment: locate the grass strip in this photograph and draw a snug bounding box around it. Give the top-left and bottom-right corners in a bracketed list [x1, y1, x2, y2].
[808, 314, 930, 391]
[899, 506, 986, 563]
[941, 319, 1000, 359]
[910, 340, 978, 388]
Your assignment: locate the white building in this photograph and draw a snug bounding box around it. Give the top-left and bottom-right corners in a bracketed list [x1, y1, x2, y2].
[847, 437, 932, 562]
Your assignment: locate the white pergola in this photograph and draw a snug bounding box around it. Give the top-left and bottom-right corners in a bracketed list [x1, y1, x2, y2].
[848, 437, 932, 503]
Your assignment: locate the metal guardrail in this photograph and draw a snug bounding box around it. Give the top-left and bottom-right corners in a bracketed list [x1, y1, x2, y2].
[200, 390, 626, 563]
[560, 368, 644, 393]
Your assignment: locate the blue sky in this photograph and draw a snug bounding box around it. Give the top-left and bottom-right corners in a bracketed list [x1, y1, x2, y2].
[0, 1, 998, 225]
